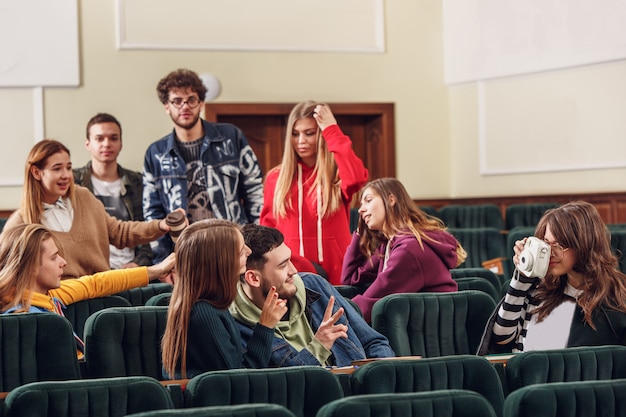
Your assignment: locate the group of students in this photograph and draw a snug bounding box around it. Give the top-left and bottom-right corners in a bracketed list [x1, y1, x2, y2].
[0, 67, 625, 380]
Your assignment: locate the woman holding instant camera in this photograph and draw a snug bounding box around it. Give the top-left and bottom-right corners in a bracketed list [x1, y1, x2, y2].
[478, 201, 626, 354]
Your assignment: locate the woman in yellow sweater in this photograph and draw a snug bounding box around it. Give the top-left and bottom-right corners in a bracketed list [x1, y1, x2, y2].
[3, 139, 177, 278]
[0, 223, 175, 358]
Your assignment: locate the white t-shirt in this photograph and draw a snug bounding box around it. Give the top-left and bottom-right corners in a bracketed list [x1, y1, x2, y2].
[523, 283, 583, 351]
[91, 177, 134, 269]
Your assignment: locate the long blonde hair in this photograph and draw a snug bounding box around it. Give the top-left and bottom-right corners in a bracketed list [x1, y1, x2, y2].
[272, 101, 342, 219]
[22, 140, 75, 224]
[161, 219, 242, 379]
[0, 224, 59, 312]
[357, 178, 466, 266]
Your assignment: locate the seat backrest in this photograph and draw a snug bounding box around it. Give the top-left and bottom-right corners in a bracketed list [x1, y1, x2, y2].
[126, 404, 297, 417]
[448, 228, 506, 269]
[4, 376, 174, 417]
[145, 292, 171, 306]
[63, 295, 132, 339]
[451, 267, 503, 291]
[350, 356, 504, 417]
[317, 390, 497, 417]
[455, 277, 500, 302]
[184, 366, 344, 417]
[83, 306, 168, 380]
[371, 291, 496, 357]
[609, 227, 626, 273]
[503, 379, 626, 417]
[502, 226, 535, 278]
[0, 313, 80, 391]
[505, 345, 626, 393]
[438, 204, 504, 230]
[115, 283, 173, 306]
[504, 203, 560, 230]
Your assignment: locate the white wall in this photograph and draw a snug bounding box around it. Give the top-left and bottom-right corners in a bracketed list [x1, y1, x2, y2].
[1, 1, 624, 210]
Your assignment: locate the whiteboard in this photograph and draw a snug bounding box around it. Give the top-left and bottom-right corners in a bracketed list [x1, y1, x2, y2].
[0, 1, 79, 87]
[444, 0, 626, 84]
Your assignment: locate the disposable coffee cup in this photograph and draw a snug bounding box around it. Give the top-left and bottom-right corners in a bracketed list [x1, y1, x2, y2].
[166, 211, 186, 243]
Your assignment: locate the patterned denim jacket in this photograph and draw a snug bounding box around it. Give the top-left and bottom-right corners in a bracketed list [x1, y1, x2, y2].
[143, 119, 264, 262]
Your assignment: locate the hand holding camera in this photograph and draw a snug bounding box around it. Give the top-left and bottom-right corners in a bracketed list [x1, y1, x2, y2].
[516, 237, 551, 278]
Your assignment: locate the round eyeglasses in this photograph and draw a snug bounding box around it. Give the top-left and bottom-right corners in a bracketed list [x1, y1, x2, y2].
[545, 240, 569, 259]
[168, 96, 201, 109]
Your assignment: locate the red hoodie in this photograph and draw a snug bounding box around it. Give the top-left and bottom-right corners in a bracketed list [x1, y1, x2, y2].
[260, 124, 369, 284]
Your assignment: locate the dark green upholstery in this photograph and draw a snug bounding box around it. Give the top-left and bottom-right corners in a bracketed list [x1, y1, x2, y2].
[317, 390, 497, 417]
[63, 295, 132, 339]
[127, 404, 297, 417]
[505, 345, 626, 394]
[350, 356, 504, 417]
[504, 203, 559, 230]
[333, 285, 364, 299]
[115, 283, 173, 306]
[451, 267, 504, 290]
[184, 366, 343, 417]
[83, 306, 168, 380]
[609, 227, 626, 273]
[4, 376, 174, 417]
[455, 277, 500, 302]
[0, 217, 7, 233]
[448, 228, 506, 269]
[371, 291, 496, 357]
[145, 292, 171, 306]
[438, 204, 504, 230]
[503, 379, 626, 417]
[503, 226, 535, 279]
[0, 313, 81, 392]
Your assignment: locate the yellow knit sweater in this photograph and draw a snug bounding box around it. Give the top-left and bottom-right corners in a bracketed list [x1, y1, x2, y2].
[5, 186, 164, 278]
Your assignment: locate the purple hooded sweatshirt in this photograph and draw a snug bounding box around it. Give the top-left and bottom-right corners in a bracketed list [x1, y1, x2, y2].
[341, 229, 459, 322]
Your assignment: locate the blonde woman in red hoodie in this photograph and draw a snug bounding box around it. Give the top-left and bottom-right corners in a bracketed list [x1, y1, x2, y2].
[260, 101, 368, 285]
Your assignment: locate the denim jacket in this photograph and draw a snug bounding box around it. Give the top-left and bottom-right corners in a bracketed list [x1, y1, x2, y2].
[143, 119, 264, 262]
[73, 161, 153, 266]
[235, 273, 395, 367]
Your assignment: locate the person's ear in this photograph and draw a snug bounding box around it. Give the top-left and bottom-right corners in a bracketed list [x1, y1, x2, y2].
[30, 166, 42, 181]
[388, 194, 397, 207]
[84, 139, 90, 150]
[243, 269, 262, 288]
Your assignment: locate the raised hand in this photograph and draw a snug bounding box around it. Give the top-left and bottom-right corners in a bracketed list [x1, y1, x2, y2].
[313, 104, 337, 131]
[258, 286, 288, 329]
[314, 296, 348, 350]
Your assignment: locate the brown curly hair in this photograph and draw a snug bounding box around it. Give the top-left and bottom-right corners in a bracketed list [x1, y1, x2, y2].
[156, 68, 207, 104]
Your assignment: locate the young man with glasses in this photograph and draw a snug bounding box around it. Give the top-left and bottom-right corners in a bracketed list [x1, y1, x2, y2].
[74, 113, 153, 269]
[143, 68, 264, 262]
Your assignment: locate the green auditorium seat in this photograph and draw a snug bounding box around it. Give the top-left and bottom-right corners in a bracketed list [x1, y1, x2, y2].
[0, 313, 80, 392]
[438, 204, 504, 230]
[448, 228, 507, 270]
[184, 366, 343, 417]
[371, 291, 496, 358]
[318, 390, 497, 417]
[451, 267, 504, 291]
[504, 203, 559, 230]
[83, 306, 168, 380]
[4, 376, 174, 417]
[63, 295, 132, 340]
[127, 403, 297, 417]
[505, 345, 626, 394]
[350, 356, 504, 417]
[115, 283, 173, 306]
[455, 277, 500, 302]
[503, 379, 626, 417]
